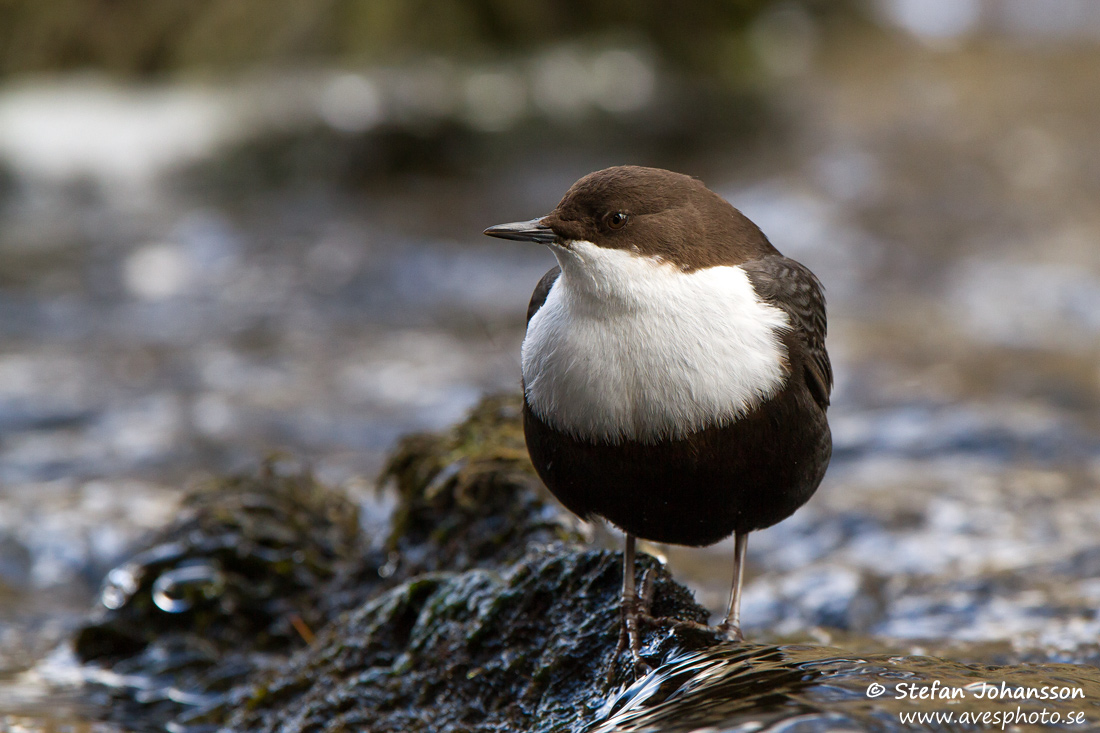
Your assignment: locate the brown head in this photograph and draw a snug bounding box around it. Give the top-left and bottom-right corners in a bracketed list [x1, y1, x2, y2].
[485, 166, 778, 271]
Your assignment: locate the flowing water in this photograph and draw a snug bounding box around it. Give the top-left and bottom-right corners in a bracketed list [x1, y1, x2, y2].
[2, 11, 1100, 731]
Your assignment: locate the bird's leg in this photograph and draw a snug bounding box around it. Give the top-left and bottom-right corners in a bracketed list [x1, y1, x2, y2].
[717, 531, 748, 641]
[610, 533, 651, 674]
[638, 566, 656, 613]
[621, 533, 642, 659]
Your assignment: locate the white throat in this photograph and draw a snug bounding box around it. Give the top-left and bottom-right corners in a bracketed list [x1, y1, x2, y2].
[521, 240, 791, 443]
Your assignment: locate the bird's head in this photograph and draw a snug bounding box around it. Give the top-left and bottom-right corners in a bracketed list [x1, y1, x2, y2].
[484, 166, 777, 277]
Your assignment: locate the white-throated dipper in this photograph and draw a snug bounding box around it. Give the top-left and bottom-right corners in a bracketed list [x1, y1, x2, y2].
[484, 166, 831, 667]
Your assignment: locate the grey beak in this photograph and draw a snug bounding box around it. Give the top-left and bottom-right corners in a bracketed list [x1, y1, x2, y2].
[483, 218, 557, 244]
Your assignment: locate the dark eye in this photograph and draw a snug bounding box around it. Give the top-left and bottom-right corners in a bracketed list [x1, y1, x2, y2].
[605, 212, 628, 230]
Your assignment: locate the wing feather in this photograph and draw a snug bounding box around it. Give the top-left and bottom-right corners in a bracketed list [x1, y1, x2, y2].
[742, 257, 832, 409]
[527, 266, 561, 325]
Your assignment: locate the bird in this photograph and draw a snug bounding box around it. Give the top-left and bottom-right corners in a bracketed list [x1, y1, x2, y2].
[484, 165, 832, 669]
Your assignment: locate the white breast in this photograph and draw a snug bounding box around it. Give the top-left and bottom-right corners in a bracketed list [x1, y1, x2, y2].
[521, 241, 790, 444]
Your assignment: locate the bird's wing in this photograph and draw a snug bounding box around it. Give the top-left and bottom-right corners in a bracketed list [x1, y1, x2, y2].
[527, 266, 561, 325]
[742, 256, 832, 409]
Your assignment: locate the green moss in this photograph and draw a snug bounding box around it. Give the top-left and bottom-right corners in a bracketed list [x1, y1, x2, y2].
[379, 394, 576, 574]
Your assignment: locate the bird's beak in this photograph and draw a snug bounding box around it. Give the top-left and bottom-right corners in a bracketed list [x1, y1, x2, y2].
[483, 218, 557, 244]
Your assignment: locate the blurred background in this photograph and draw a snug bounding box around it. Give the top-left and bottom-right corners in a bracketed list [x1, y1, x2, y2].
[2, 0, 1100, 725]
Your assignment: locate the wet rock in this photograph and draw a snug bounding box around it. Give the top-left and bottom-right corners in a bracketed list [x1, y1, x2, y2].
[75, 465, 362, 664]
[210, 396, 708, 732]
[71, 464, 363, 729]
[377, 393, 576, 576]
[227, 549, 707, 733]
[71, 395, 706, 732]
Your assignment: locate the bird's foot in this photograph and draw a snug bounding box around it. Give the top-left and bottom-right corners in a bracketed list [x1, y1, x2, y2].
[605, 569, 657, 684]
[716, 621, 744, 642]
[635, 570, 736, 641]
[605, 604, 653, 685]
[636, 614, 733, 648]
[623, 596, 656, 674]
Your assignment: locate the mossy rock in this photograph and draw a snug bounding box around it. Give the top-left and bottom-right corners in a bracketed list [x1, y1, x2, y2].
[227, 548, 709, 733]
[71, 394, 714, 732]
[75, 465, 362, 663]
[378, 393, 580, 577]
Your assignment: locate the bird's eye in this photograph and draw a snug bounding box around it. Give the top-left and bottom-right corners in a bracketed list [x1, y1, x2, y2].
[605, 212, 628, 230]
